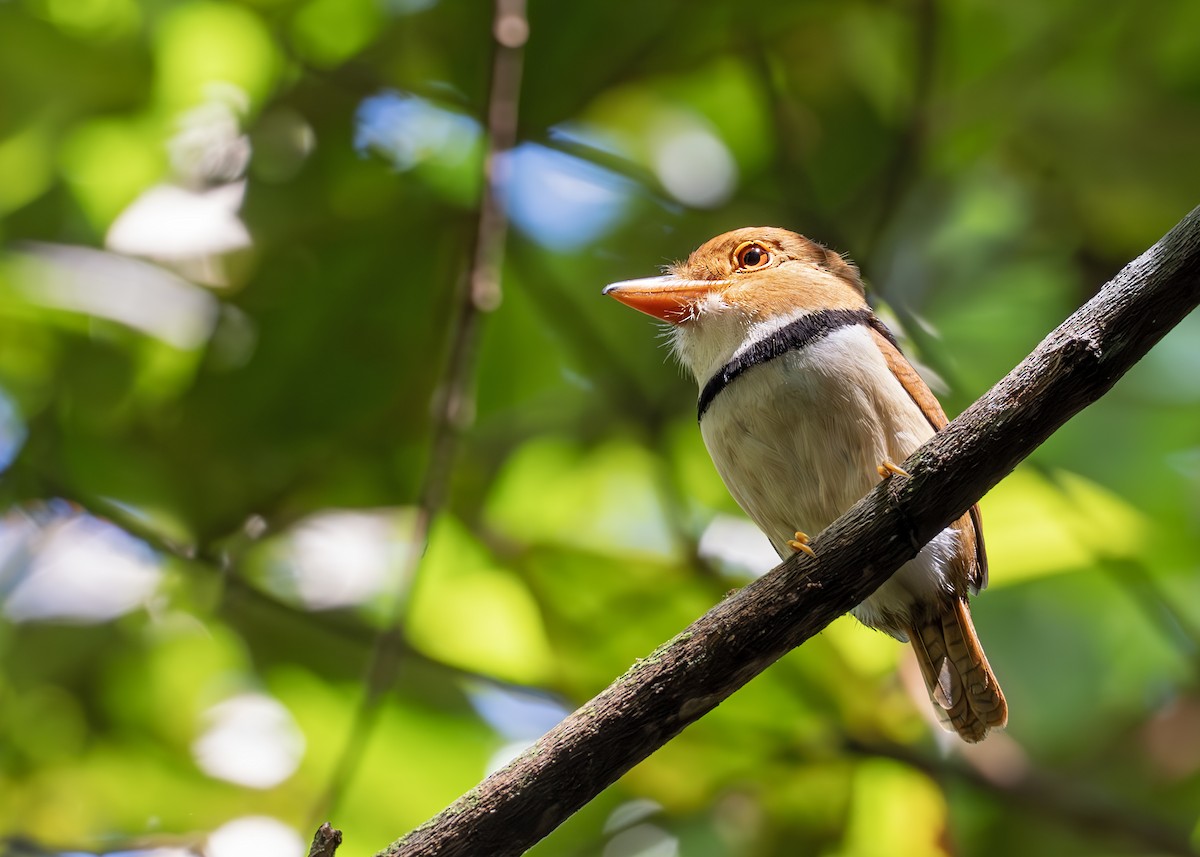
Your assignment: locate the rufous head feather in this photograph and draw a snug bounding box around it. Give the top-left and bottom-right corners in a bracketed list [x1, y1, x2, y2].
[603, 227, 866, 324]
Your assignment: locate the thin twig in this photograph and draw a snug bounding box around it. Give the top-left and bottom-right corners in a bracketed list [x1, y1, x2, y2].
[383, 203, 1200, 856]
[744, 39, 847, 250]
[310, 0, 529, 829]
[859, 0, 939, 257]
[1036, 466, 1200, 676]
[308, 823, 343, 857]
[1102, 558, 1200, 679]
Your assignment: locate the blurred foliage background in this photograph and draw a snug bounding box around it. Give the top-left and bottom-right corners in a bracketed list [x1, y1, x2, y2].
[1, 0, 1199, 855]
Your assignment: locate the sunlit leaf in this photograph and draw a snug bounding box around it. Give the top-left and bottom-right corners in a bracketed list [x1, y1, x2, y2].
[983, 467, 1150, 586]
[154, 2, 280, 110]
[291, 0, 385, 68]
[839, 759, 948, 857]
[406, 516, 554, 684]
[59, 117, 167, 229]
[485, 436, 677, 560]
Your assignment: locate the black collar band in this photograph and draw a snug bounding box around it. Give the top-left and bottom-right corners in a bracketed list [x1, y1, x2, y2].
[697, 308, 873, 421]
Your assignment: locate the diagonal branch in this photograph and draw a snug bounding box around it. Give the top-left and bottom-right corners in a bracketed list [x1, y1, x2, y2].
[376, 204, 1200, 857]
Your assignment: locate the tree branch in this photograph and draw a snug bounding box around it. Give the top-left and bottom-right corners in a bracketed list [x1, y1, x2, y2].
[381, 205, 1200, 857]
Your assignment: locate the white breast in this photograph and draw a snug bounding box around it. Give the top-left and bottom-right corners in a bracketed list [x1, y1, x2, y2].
[697, 323, 957, 636]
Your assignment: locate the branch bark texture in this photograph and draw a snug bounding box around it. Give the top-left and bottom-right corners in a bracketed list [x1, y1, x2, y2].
[383, 205, 1200, 857]
[308, 823, 342, 857]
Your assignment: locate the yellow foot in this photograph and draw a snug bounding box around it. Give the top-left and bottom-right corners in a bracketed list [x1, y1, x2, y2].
[787, 531, 816, 558]
[877, 459, 910, 479]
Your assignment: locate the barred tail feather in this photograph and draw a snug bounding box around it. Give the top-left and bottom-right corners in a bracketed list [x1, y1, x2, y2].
[909, 599, 1007, 743]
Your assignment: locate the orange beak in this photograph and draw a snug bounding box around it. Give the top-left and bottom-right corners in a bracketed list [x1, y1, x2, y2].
[602, 276, 722, 323]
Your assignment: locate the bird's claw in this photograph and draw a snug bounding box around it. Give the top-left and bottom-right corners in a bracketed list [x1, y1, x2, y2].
[787, 531, 815, 558]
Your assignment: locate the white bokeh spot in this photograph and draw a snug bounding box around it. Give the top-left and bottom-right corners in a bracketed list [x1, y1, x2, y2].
[207, 816, 305, 857]
[696, 513, 778, 578]
[651, 117, 737, 209]
[193, 692, 305, 789]
[283, 509, 405, 610]
[2, 508, 163, 623]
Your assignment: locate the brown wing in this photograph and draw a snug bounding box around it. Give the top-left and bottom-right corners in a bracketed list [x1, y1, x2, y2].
[867, 321, 989, 592]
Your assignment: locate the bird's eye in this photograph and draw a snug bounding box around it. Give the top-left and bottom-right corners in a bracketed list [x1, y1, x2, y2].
[734, 242, 771, 271]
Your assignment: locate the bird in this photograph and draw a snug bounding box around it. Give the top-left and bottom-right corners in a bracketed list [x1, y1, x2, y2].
[603, 227, 1007, 742]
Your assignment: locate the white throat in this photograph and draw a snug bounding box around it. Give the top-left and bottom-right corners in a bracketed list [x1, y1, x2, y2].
[671, 306, 817, 389]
